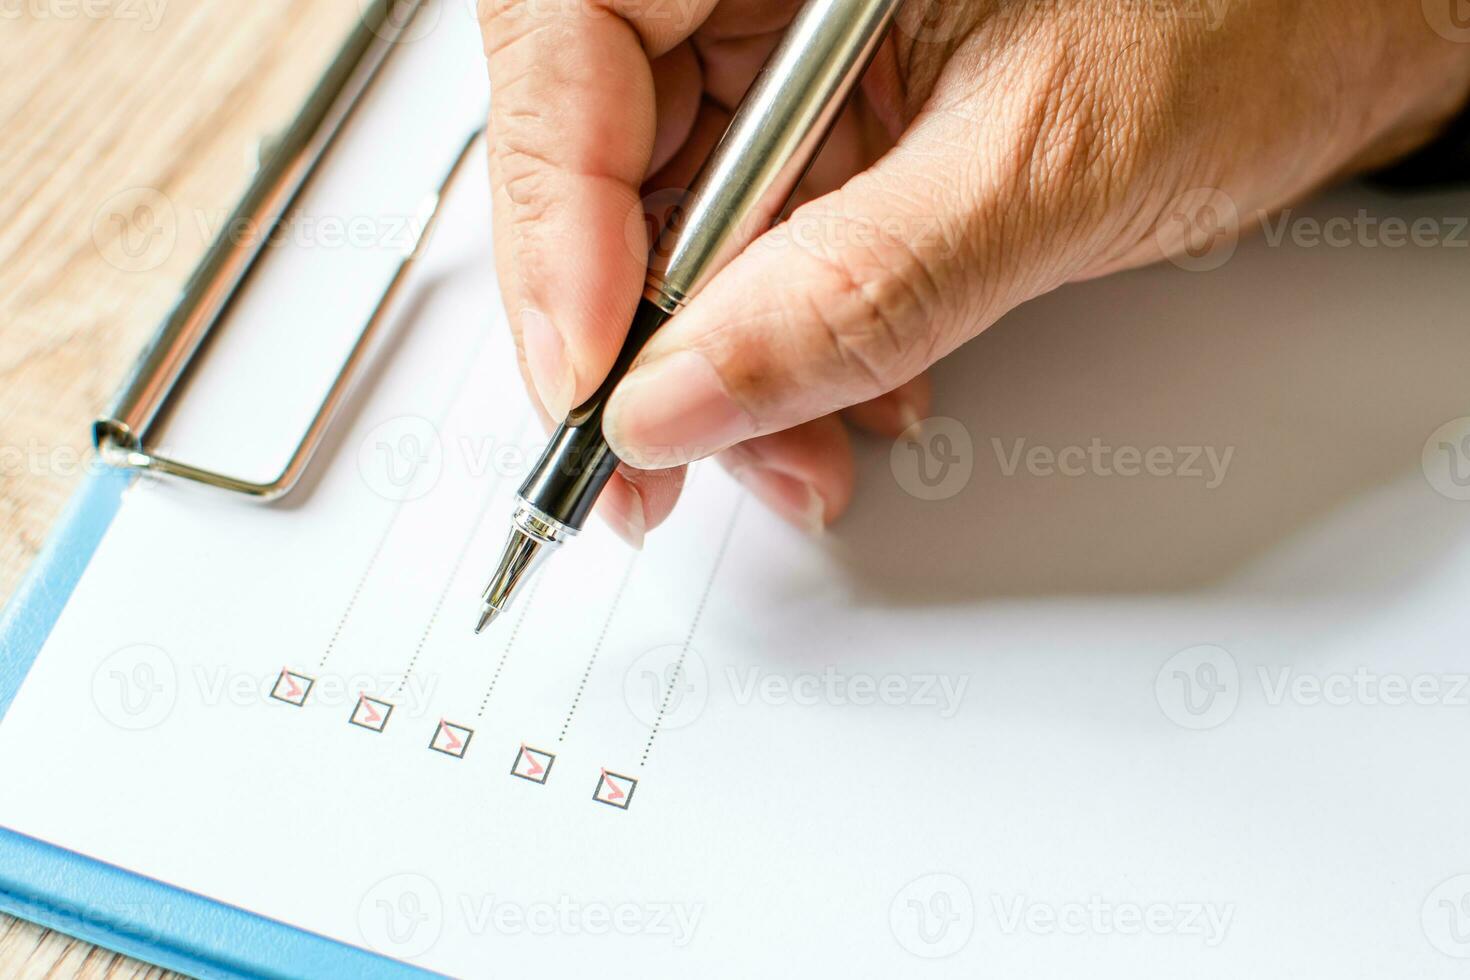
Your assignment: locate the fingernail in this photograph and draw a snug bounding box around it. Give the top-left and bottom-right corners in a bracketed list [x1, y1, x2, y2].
[729, 463, 826, 535]
[895, 398, 924, 438]
[604, 350, 757, 468]
[602, 480, 646, 550]
[520, 308, 575, 419]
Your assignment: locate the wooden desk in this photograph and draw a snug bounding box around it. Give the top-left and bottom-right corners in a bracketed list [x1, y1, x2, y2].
[0, 1, 363, 974]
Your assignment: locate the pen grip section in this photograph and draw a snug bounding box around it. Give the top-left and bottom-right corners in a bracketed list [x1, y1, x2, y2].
[517, 299, 673, 530]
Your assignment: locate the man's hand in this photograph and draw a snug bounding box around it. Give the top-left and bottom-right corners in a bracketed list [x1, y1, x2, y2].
[480, 0, 1470, 541]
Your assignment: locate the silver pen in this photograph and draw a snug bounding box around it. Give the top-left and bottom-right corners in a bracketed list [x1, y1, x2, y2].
[476, 0, 907, 632]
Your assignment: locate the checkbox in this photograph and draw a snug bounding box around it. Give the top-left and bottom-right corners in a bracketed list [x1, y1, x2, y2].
[349, 695, 393, 732]
[510, 745, 555, 784]
[270, 669, 314, 707]
[429, 720, 473, 758]
[593, 770, 636, 809]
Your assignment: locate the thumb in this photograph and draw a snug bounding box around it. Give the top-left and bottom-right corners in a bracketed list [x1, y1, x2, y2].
[602, 131, 994, 469]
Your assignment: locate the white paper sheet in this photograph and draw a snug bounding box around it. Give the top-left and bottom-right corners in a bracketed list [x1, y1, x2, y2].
[4, 5, 1470, 977]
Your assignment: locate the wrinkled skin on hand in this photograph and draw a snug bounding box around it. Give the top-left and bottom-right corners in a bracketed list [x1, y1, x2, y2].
[480, 0, 1470, 540]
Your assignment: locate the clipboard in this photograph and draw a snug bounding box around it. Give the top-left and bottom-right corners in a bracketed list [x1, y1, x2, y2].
[0, 0, 475, 974]
[0, 479, 436, 980]
[7, 0, 1470, 974]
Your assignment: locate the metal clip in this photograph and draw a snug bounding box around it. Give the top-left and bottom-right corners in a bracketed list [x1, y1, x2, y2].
[94, 0, 480, 502]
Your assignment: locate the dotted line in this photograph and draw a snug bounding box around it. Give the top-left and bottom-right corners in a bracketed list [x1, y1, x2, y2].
[640, 495, 744, 767]
[558, 556, 639, 743]
[319, 514, 401, 669]
[317, 327, 489, 670]
[390, 500, 489, 696]
[476, 574, 543, 719]
[391, 411, 531, 696]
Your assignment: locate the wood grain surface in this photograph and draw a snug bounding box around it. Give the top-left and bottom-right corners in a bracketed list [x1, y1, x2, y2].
[0, 0, 364, 974]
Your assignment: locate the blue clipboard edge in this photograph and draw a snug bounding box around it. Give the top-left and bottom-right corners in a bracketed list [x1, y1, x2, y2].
[0, 470, 438, 980]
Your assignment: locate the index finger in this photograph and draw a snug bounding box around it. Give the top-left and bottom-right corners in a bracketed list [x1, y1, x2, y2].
[480, 0, 716, 417]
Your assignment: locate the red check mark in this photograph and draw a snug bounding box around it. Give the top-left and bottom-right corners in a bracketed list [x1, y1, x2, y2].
[524, 751, 544, 777]
[441, 723, 462, 752]
[603, 774, 624, 802]
[281, 672, 302, 698]
[360, 697, 381, 724]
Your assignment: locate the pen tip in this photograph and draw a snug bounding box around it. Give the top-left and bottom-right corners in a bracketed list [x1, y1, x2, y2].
[474, 605, 499, 635]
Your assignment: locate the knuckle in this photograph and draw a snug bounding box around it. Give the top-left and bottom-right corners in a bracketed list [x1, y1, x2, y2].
[496, 132, 557, 209]
[490, 98, 566, 226]
[481, 1, 552, 60]
[491, 127, 562, 282]
[795, 223, 938, 397]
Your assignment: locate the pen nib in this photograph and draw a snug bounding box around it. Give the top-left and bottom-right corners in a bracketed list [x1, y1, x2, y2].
[474, 604, 499, 635]
[473, 501, 574, 636]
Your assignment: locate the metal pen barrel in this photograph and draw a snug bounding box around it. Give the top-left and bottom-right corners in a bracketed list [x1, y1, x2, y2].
[644, 0, 905, 315]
